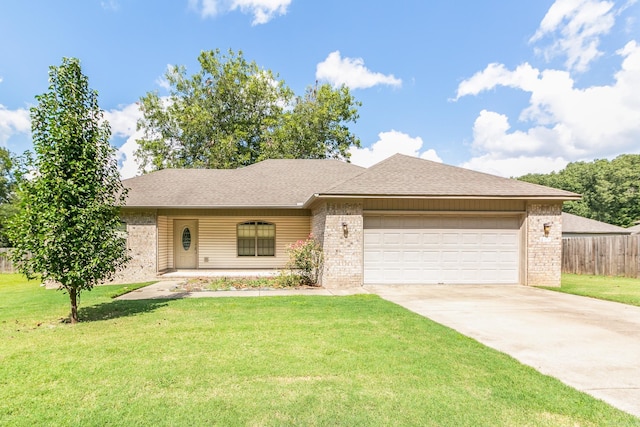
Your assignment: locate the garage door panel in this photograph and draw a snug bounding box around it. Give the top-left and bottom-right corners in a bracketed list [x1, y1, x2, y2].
[403, 233, 421, 245]
[403, 251, 421, 263]
[382, 251, 401, 263]
[422, 233, 441, 244]
[442, 233, 460, 244]
[364, 215, 520, 285]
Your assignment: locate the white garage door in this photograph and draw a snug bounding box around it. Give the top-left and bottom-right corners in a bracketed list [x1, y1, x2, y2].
[364, 215, 521, 284]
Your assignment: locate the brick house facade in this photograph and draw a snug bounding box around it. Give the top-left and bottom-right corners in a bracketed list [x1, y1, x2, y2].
[118, 155, 579, 288]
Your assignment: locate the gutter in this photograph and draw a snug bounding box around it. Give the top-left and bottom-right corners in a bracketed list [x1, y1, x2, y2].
[302, 193, 581, 208]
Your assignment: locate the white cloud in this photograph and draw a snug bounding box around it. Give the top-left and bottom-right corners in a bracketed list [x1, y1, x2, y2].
[231, 0, 291, 25]
[188, 0, 290, 25]
[456, 40, 640, 176]
[101, 0, 120, 11]
[316, 51, 402, 90]
[104, 103, 144, 179]
[460, 155, 570, 178]
[455, 63, 540, 100]
[530, 0, 616, 72]
[0, 105, 30, 146]
[349, 130, 442, 167]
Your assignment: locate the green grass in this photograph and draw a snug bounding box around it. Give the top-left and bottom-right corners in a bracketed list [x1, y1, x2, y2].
[106, 281, 157, 298]
[1, 274, 638, 426]
[540, 274, 640, 307]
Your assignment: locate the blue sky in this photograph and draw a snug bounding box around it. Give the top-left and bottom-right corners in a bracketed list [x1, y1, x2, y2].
[0, 0, 639, 178]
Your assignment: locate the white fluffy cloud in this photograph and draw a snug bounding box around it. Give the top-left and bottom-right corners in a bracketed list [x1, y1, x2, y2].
[0, 105, 30, 146]
[530, 0, 617, 72]
[455, 0, 640, 177]
[349, 130, 442, 167]
[460, 155, 570, 178]
[316, 51, 402, 90]
[188, 0, 290, 25]
[458, 41, 640, 175]
[104, 103, 144, 179]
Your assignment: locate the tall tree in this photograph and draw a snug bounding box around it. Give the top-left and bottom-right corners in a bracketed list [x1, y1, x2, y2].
[518, 154, 640, 227]
[8, 58, 129, 323]
[260, 83, 360, 160]
[0, 147, 16, 247]
[136, 49, 361, 172]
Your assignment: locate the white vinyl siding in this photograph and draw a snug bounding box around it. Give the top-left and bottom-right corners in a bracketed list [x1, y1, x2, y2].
[364, 215, 521, 285]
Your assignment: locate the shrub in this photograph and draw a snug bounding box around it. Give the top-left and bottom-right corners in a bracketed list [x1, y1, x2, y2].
[285, 235, 323, 286]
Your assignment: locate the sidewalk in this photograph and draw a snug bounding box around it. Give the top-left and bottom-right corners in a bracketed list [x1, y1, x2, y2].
[115, 280, 368, 300]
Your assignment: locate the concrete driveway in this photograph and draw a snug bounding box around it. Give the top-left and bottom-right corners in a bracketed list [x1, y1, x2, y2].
[365, 284, 640, 418]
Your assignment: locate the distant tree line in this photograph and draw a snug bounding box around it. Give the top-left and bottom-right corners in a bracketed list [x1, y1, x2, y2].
[518, 154, 640, 227]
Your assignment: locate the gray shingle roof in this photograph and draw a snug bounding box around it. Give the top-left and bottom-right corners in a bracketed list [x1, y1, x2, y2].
[562, 212, 631, 235]
[123, 154, 580, 208]
[322, 154, 580, 198]
[123, 159, 364, 208]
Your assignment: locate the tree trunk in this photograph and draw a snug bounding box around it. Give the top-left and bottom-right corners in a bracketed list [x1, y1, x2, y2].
[69, 288, 78, 324]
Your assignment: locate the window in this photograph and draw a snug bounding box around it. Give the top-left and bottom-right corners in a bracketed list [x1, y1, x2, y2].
[237, 221, 275, 256]
[182, 227, 192, 251]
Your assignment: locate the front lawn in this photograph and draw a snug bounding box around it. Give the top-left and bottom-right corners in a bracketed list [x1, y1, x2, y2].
[540, 274, 640, 307]
[1, 274, 637, 426]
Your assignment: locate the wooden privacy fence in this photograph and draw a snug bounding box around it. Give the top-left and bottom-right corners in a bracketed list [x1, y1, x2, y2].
[0, 248, 16, 273]
[562, 235, 640, 278]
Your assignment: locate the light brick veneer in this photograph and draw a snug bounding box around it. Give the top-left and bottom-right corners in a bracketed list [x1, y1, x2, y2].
[112, 210, 158, 283]
[526, 203, 563, 287]
[312, 201, 363, 288]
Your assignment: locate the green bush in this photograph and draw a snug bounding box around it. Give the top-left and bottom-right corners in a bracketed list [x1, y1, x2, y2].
[285, 235, 323, 286]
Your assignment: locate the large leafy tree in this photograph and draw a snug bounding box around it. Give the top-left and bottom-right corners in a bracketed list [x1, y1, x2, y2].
[8, 58, 129, 323]
[518, 154, 640, 227]
[0, 147, 17, 246]
[136, 49, 361, 171]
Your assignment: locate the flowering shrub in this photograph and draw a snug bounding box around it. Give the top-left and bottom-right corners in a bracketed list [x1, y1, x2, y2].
[285, 234, 323, 286]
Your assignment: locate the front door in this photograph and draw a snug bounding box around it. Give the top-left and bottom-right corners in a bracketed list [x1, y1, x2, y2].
[174, 220, 198, 269]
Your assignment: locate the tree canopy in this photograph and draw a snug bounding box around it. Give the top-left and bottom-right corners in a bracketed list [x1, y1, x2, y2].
[518, 154, 640, 227]
[0, 147, 16, 247]
[136, 49, 361, 172]
[8, 57, 129, 323]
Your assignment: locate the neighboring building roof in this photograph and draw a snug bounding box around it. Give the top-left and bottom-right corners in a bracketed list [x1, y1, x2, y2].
[321, 154, 579, 199]
[123, 154, 580, 209]
[562, 212, 632, 235]
[625, 224, 640, 234]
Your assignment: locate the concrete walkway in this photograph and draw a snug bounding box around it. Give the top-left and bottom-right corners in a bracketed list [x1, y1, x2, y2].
[365, 284, 640, 418]
[115, 280, 366, 300]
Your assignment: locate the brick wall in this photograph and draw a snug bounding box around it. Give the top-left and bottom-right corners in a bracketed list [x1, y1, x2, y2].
[526, 203, 563, 286]
[112, 210, 158, 283]
[312, 201, 363, 288]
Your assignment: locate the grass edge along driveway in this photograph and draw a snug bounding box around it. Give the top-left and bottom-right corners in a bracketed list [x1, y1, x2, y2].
[539, 274, 640, 307]
[1, 274, 638, 426]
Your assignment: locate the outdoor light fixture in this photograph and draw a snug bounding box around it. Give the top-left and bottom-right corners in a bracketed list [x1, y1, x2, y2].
[543, 222, 552, 237]
[342, 222, 349, 238]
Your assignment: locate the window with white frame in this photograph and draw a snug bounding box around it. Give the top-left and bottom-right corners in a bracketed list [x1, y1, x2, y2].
[237, 221, 275, 256]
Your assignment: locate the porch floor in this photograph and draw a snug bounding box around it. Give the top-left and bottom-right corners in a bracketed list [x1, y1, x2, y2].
[159, 269, 280, 279]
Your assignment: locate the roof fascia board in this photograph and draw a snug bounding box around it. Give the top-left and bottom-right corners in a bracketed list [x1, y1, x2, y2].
[309, 194, 581, 201]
